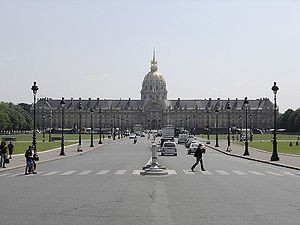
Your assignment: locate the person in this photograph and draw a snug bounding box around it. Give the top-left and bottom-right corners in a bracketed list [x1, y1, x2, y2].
[24, 146, 36, 175]
[191, 143, 206, 172]
[133, 136, 137, 144]
[0, 141, 8, 168]
[8, 141, 14, 159]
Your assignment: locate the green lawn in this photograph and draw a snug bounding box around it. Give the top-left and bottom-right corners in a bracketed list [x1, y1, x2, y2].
[1, 133, 103, 155]
[198, 133, 300, 154]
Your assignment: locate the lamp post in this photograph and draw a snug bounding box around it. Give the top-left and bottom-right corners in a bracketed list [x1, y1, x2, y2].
[59, 97, 66, 156]
[113, 115, 116, 140]
[215, 108, 219, 147]
[271, 82, 279, 161]
[243, 97, 250, 156]
[31, 81, 39, 154]
[206, 110, 210, 144]
[42, 112, 45, 142]
[78, 102, 82, 151]
[118, 116, 120, 139]
[90, 108, 94, 147]
[48, 111, 52, 142]
[98, 108, 102, 144]
[239, 115, 243, 141]
[226, 99, 231, 152]
[249, 114, 253, 141]
[193, 115, 196, 135]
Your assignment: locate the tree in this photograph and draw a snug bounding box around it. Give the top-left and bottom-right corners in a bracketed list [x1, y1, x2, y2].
[278, 108, 300, 132]
[0, 102, 33, 131]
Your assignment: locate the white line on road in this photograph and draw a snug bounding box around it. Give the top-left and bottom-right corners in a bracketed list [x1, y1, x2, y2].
[281, 171, 295, 176]
[265, 171, 283, 176]
[96, 170, 110, 175]
[183, 170, 195, 175]
[132, 170, 142, 175]
[61, 170, 77, 175]
[43, 171, 60, 176]
[78, 170, 93, 175]
[232, 170, 247, 175]
[115, 170, 126, 175]
[215, 170, 230, 175]
[167, 170, 177, 175]
[248, 171, 265, 175]
[201, 170, 213, 175]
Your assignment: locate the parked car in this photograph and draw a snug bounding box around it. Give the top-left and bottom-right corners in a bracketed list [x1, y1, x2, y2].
[161, 141, 177, 156]
[188, 142, 201, 154]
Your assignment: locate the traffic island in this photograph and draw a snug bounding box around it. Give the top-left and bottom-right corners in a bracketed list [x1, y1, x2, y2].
[140, 142, 168, 176]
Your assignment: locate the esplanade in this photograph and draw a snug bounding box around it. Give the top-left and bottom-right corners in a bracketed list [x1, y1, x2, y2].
[35, 52, 274, 133]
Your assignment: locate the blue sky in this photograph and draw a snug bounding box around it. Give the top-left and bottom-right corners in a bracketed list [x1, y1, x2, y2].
[1, 0, 299, 113]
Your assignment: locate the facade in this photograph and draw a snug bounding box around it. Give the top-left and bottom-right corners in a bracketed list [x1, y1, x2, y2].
[35, 52, 275, 133]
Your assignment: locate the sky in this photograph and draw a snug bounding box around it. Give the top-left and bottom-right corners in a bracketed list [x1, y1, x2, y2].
[0, 0, 299, 113]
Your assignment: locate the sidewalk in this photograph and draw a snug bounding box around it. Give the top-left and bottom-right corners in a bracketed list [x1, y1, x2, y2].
[204, 139, 300, 171]
[0, 140, 103, 173]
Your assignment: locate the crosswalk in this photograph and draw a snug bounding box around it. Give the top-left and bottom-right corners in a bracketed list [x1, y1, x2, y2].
[1, 169, 300, 178]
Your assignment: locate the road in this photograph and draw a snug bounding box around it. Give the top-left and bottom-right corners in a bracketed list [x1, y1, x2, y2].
[1, 137, 300, 225]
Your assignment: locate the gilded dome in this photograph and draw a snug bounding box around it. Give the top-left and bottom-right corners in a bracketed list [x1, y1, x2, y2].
[141, 51, 168, 100]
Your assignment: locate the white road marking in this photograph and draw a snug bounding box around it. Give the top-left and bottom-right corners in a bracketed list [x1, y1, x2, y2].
[248, 171, 265, 175]
[96, 170, 110, 175]
[216, 170, 230, 175]
[43, 171, 60, 176]
[78, 170, 92, 175]
[265, 171, 283, 176]
[201, 170, 213, 175]
[0, 173, 10, 177]
[167, 170, 177, 175]
[115, 170, 126, 175]
[132, 170, 142, 175]
[61, 170, 77, 175]
[281, 171, 295, 176]
[232, 170, 247, 175]
[183, 170, 195, 175]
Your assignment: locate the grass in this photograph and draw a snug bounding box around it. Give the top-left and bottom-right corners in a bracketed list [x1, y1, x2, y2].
[1, 133, 104, 155]
[198, 133, 300, 155]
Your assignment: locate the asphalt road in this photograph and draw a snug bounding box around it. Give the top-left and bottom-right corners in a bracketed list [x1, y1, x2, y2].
[1, 137, 300, 225]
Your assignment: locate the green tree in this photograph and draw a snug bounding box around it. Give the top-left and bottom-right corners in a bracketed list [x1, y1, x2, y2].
[0, 102, 32, 131]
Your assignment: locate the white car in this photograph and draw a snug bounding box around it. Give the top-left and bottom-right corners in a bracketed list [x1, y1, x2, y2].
[161, 141, 177, 156]
[129, 133, 136, 139]
[188, 142, 200, 154]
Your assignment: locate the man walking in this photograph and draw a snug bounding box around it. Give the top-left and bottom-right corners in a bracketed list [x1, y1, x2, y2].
[191, 143, 206, 172]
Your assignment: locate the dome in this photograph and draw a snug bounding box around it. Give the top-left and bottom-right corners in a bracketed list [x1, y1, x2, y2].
[141, 51, 168, 100]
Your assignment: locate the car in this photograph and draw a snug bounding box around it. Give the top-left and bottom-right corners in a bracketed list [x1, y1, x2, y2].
[185, 137, 196, 148]
[160, 137, 175, 147]
[140, 132, 146, 137]
[188, 142, 200, 154]
[129, 133, 136, 139]
[161, 141, 177, 156]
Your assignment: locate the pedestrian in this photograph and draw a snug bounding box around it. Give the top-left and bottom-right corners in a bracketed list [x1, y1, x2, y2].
[8, 141, 14, 159]
[191, 142, 206, 172]
[24, 146, 37, 175]
[0, 141, 8, 168]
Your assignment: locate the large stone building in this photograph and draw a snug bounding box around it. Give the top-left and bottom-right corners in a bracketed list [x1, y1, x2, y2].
[35, 52, 275, 133]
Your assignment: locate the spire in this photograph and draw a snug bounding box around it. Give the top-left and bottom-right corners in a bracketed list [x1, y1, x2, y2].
[150, 49, 158, 72]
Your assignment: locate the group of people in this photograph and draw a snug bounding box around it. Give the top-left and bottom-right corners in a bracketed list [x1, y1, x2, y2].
[0, 140, 14, 168]
[0, 140, 37, 175]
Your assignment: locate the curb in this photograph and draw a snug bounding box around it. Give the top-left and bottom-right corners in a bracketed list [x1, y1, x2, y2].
[206, 144, 300, 171]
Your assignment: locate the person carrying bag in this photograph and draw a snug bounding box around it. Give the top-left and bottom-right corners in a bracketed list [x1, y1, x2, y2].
[191, 143, 206, 172]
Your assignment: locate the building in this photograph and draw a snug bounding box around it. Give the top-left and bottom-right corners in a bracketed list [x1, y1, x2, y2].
[35, 52, 275, 134]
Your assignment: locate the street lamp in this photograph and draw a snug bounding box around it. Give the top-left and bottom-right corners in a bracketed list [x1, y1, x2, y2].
[98, 108, 102, 144]
[113, 115, 116, 140]
[90, 108, 94, 147]
[59, 97, 66, 156]
[249, 114, 253, 141]
[239, 115, 243, 141]
[226, 99, 231, 152]
[78, 102, 83, 151]
[243, 97, 250, 156]
[42, 111, 45, 142]
[48, 111, 52, 142]
[193, 115, 196, 135]
[118, 116, 120, 139]
[31, 81, 39, 154]
[215, 108, 219, 147]
[271, 81, 279, 161]
[206, 110, 210, 144]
